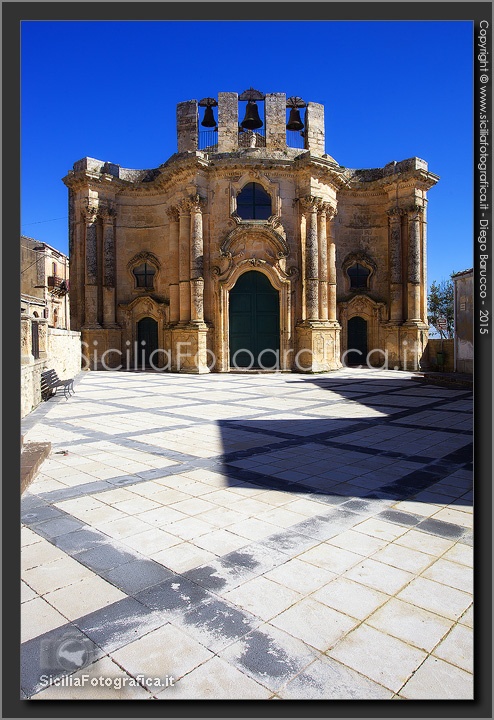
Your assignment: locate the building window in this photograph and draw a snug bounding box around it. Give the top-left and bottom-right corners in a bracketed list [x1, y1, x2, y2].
[347, 263, 371, 289]
[52, 262, 57, 276]
[133, 262, 156, 289]
[236, 182, 272, 220]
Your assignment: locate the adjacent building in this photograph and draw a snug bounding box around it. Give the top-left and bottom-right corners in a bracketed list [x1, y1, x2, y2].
[452, 268, 474, 374]
[63, 89, 439, 372]
[21, 236, 70, 330]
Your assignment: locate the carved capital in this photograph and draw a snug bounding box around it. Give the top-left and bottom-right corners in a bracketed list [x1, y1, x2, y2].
[179, 194, 206, 214]
[99, 202, 116, 223]
[299, 195, 323, 214]
[407, 204, 424, 218]
[166, 205, 180, 223]
[82, 200, 99, 222]
[321, 202, 337, 220]
[387, 206, 406, 219]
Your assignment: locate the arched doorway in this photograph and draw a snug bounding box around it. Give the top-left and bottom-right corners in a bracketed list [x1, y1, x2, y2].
[229, 271, 280, 369]
[137, 317, 158, 368]
[347, 316, 368, 366]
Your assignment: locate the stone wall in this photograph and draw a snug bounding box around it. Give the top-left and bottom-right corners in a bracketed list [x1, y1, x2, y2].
[21, 360, 46, 419]
[47, 329, 83, 379]
[21, 322, 82, 418]
[426, 338, 455, 372]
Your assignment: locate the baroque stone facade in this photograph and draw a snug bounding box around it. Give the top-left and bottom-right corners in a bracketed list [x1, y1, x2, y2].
[63, 89, 438, 372]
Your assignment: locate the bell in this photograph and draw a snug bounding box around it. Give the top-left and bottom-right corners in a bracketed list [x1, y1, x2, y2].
[286, 107, 304, 132]
[241, 100, 263, 130]
[201, 105, 217, 128]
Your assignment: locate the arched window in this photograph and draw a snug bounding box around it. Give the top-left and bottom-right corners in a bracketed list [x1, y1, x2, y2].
[133, 262, 156, 289]
[347, 263, 371, 289]
[236, 182, 272, 220]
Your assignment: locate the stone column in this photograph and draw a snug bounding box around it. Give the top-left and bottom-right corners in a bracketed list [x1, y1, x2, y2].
[265, 93, 286, 151]
[318, 205, 328, 321]
[82, 201, 101, 328]
[217, 92, 238, 153]
[101, 204, 117, 327]
[387, 207, 404, 322]
[189, 195, 205, 324]
[304, 102, 325, 155]
[326, 206, 338, 322]
[301, 196, 320, 321]
[176, 100, 198, 153]
[407, 205, 423, 322]
[178, 199, 191, 324]
[21, 314, 33, 364]
[167, 206, 180, 324]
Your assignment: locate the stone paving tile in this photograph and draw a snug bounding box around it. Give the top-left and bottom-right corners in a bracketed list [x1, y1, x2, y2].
[43, 575, 127, 619]
[396, 576, 472, 621]
[264, 557, 336, 595]
[394, 528, 455, 556]
[21, 538, 68, 571]
[172, 596, 261, 653]
[370, 543, 435, 574]
[432, 623, 473, 673]
[101, 559, 174, 595]
[224, 576, 302, 622]
[327, 623, 427, 693]
[366, 598, 454, 652]
[21, 597, 68, 642]
[22, 555, 95, 596]
[399, 656, 473, 699]
[312, 577, 389, 620]
[156, 655, 272, 699]
[278, 655, 393, 699]
[151, 542, 218, 574]
[73, 596, 168, 653]
[219, 622, 318, 693]
[271, 597, 358, 651]
[110, 623, 213, 682]
[343, 558, 414, 595]
[297, 543, 363, 575]
[421, 558, 473, 594]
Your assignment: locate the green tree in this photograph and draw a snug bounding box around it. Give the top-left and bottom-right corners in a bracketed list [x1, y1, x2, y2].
[428, 277, 455, 338]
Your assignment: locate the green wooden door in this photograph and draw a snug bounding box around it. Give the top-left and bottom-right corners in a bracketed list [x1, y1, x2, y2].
[347, 316, 368, 366]
[229, 271, 280, 369]
[137, 317, 158, 367]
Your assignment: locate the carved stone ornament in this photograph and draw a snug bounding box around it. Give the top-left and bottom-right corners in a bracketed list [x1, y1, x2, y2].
[387, 206, 406, 218]
[407, 204, 425, 217]
[299, 195, 323, 213]
[127, 251, 161, 272]
[82, 200, 99, 222]
[342, 251, 377, 274]
[179, 194, 206, 214]
[99, 202, 116, 222]
[166, 205, 180, 223]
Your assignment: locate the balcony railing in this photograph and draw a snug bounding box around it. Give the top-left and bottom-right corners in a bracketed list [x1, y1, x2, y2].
[198, 130, 218, 152]
[47, 276, 64, 288]
[286, 130, 305, 149]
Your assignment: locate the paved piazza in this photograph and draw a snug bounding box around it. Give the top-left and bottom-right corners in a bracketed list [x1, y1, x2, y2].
[21, 369, 473, 701]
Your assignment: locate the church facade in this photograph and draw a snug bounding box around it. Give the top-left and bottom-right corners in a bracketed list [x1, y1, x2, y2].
[63, 89, 439, 373]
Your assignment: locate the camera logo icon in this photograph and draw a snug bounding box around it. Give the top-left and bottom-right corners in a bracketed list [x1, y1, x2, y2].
[40, 632, 94, 673]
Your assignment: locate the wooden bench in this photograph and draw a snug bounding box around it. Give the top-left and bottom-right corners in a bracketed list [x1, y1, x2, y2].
[41, 369, 75, 401]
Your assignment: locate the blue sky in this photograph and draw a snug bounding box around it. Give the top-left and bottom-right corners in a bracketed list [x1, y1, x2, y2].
[21, 20, 473, 287]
